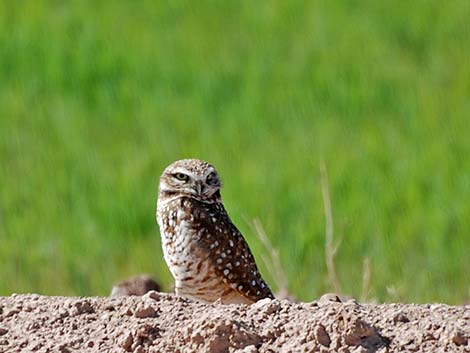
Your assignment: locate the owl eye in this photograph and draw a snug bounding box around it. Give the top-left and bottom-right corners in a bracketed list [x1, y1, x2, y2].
[173, 173, 189, 182]
[206, 173, 218, 185]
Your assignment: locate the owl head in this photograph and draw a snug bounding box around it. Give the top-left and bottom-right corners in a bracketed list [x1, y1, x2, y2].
[158, 159, 222, 203]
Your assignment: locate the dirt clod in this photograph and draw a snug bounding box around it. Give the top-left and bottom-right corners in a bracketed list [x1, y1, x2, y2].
[134, 305, 158, 318]
[393, 312, 410, 323]
[315, 324, 331, 347]
[452, 331, 468, 346]
[0, 293, 468, 352]
[120, 332, 134, 351]
[70, 300, 94, 315]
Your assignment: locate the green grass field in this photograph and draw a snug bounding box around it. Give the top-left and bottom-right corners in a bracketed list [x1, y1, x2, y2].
[1, 1, 469, 304]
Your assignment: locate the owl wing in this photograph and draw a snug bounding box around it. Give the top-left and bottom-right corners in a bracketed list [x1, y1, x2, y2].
[194, 202, 274, 302]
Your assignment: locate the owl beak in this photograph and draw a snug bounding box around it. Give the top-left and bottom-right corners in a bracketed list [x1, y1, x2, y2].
[195, 181, 203, 196]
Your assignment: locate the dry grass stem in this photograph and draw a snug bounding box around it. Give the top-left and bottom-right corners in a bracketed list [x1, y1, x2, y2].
[320, 161, 342, 294]
[251, 218, 289, 295]
[360, 257, 371, 302]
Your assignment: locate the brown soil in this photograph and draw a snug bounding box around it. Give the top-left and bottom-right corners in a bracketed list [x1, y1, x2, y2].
[0, 292, 468, 352]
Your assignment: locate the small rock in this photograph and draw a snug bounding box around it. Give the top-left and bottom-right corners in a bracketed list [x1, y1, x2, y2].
[134, 346, 145, 353]
[252, 299, 281, 315]
[315, 324, 331, 347]
[345, 318, 380, 347]
[70, 300, 94, 315]
[350, 347, 369, 353]
[29, 341, 42, 351]
[393, 312, 410, 323]
[452, 331, 468, 346]
[5, 309, 20, 318]
[0, 328, 7, 336]
[430, 304, 444, 311]
[345, 298, 359, 305]
[19, 338, 28, 348]
[58, 344, 71, 353]
[144, 291, 163, 301]
[231, 329, 262, 349]
[134, 305, 158, 318]
[120, 332, 133, 351]
[104, 304, 116, 311]
[85, 314, 97, 322]
[318, 293, 342, 304]
[236, 344, 258, 353]
[252, 298, 272, 308]
[56, 309, 69, 319]
[424, 332, 436, 341]
[27, 322, 40, 331]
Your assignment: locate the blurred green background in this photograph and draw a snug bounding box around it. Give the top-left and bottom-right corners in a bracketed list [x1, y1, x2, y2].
[1, 1, 469, 304]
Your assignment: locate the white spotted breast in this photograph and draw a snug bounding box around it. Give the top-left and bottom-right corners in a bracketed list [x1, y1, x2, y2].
[157, 196, 274, 303]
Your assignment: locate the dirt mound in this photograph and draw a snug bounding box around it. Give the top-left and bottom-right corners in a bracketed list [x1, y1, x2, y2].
[0, 292, 468, 352]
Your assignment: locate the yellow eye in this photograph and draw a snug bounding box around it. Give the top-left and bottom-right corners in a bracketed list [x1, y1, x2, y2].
[206, 173, 218, 185]
[173, 173, 189, 181]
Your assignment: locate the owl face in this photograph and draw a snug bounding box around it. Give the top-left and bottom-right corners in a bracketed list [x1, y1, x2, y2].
[159, 159, 222, 202]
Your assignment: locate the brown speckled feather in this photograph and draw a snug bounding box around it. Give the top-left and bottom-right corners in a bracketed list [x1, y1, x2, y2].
[184, 198, 274, 302]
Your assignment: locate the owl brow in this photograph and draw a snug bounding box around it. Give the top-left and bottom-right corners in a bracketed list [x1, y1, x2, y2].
[205, 167, 217, 177]
[171, 168, 190, 175]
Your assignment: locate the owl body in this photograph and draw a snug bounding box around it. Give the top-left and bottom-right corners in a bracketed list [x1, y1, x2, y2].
[156, 159, 273, 304]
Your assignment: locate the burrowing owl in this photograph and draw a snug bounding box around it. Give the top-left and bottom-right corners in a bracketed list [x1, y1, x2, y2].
[156, 159, 274, 304]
